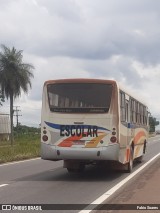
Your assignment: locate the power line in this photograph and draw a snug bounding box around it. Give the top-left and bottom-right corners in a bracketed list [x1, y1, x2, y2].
[13, 106, 22, 127]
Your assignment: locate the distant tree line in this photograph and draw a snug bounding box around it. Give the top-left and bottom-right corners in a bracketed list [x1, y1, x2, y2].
[149, 115, 159, 133]
[14, 124, 40, 135]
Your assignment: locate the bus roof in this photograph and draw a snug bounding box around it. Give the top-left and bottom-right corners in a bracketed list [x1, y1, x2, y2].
[44, 78, 117, 86]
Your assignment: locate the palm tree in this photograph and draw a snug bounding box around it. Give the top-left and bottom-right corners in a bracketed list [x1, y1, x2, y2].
[0, 90, 4, 106]
[0, 44, 34, 145]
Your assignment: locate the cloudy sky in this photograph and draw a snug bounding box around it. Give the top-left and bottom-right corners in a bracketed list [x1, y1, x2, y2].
[0, 0, 160, 127]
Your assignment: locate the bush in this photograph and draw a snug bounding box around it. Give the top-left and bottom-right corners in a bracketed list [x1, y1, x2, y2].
[0, 134, 40, 164]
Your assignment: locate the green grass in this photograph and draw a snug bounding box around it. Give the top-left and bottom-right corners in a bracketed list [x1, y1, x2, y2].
[0, 134, 40, 164]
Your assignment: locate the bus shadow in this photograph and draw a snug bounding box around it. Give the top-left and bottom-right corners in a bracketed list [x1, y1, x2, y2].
[15, 165, 127, 182]
[15, 160, 146, 183]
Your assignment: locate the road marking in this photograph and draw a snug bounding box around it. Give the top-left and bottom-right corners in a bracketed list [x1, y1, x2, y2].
[0, 184, 8, 188]
[0, 158, 40, 167]
[79, 153, 160, 213]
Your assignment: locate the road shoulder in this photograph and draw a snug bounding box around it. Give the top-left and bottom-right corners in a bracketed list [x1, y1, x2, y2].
[96, 157, 160, 213]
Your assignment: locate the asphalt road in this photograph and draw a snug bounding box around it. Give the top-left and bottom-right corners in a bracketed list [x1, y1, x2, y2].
[0, 136, 160, 212]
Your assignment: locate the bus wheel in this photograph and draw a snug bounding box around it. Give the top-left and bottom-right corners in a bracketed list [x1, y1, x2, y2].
[136, 155, 143, 163]
[125, 146, 134, 173]
[143, 141, 147, 154]
[136, 141, 146, 163]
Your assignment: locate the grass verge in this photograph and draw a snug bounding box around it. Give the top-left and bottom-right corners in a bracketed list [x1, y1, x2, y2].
[0, 134, 40, 164]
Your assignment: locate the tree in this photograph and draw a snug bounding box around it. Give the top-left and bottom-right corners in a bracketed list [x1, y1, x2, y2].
[0, 44, 34, 145]
[0, 90, 4, 106]
[14, 124, 40, 135]
[149, 116, 159, 133]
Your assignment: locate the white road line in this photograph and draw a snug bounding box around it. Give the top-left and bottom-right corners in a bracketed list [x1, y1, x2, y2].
[0, 184, 8, 188]
[0, 158, 40, 167]
[79, 153, 160, 213]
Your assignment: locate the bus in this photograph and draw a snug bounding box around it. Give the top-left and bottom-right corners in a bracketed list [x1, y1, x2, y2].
[41, 79, 149, 173]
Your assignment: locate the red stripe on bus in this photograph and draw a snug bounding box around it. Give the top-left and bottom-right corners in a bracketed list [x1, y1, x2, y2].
[58, 135, 84, 147]
[134, 131, 146, 144]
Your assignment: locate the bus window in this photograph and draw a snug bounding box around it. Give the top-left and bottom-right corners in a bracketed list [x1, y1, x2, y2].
[130, 98, 136, 123]
[136, 102, 140, 124]
[120, 91, 125, 122]
[47, 83, 113, 113]
[140, 104, 143, 124]
[125, 100, 129, 122]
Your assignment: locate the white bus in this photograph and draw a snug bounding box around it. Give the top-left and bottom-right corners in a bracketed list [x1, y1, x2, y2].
[41, 79, 149, 173]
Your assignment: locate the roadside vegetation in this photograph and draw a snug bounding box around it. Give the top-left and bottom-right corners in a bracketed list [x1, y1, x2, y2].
[0, 130, 40, 164]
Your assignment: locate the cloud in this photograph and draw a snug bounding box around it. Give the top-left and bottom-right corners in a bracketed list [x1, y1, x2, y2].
[1, 0, 160, 63]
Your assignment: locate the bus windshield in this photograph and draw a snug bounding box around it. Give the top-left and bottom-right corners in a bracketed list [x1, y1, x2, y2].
[47, 83, 113, 113]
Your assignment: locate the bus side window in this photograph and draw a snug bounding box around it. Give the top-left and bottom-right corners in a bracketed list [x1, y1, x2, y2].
[133, 99, 136, 123]
[120, 91, 126, 122]
[144, 107, 147, 125]
[136, 102, 140, 124]
[135, 101, 138, 123]
[125, 100, 129, 122]
[130, 98, 134, 123]
[140, 104, 143, 124]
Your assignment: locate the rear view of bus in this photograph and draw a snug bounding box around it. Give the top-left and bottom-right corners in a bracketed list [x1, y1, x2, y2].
[41, 79, 120, 172]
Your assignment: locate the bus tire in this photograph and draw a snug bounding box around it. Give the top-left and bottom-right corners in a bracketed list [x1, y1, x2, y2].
[143, 141, 147, 154]
[136, 141, 146, 163]
[136, 155, 143, 163]
[125, 146, 134, 173]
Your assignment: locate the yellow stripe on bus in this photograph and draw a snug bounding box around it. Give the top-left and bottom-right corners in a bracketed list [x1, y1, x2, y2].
[85, 133, 107, 148]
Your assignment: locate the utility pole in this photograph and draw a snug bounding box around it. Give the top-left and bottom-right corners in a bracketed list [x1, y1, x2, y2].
[13, 106, 22, 127]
